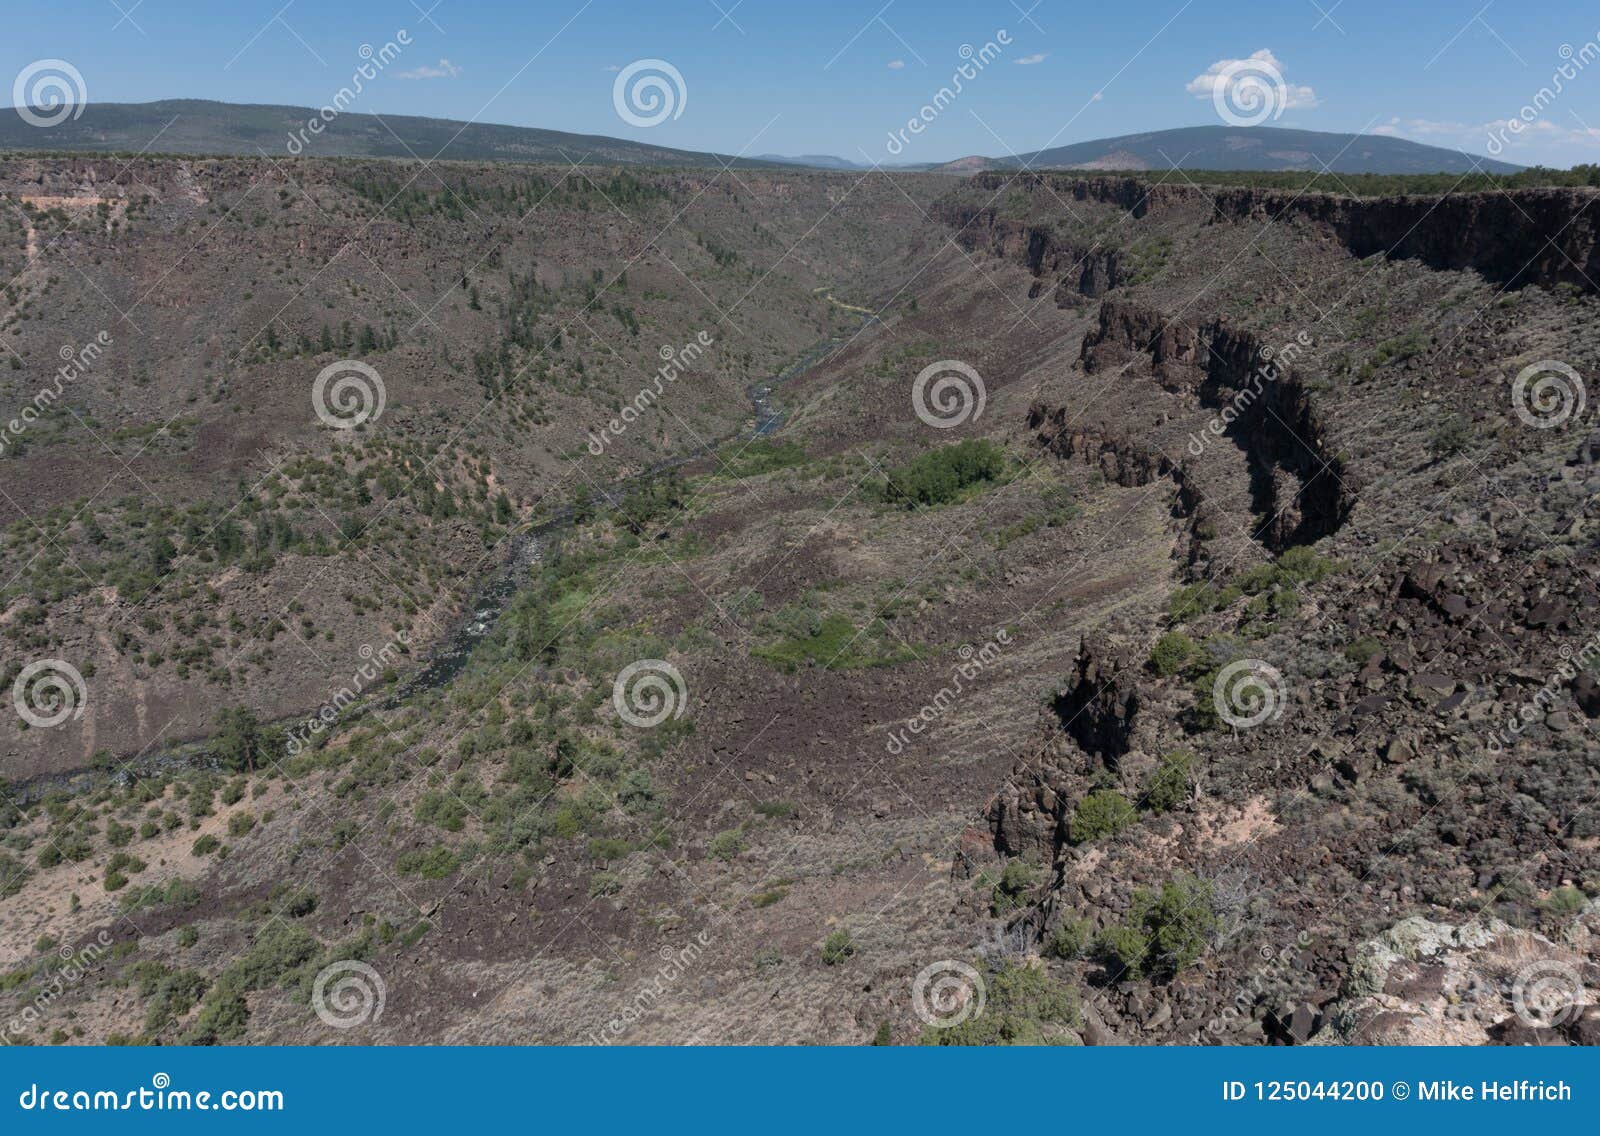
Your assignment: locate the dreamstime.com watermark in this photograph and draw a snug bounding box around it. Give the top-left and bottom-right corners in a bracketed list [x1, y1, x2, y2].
[1212, 658, 1287, 730]
[912, 359, 986, 429]
[284, 632, 410, 755]
[589, 931, 713, 1044]
[11, 60, 86, 128]
[1210, 55, 1288, 127]
[885, 630, 1011, 754]
[1443, 958, 1588, 1031]
[1197, 930, 1315, 1040]
[11, 659, 88, 730]
[312, 358, 387, 429]
[585, 331, 715, 455]
[0, 332, 113, 458]
[286, 31, 412, 154]
[1511, 360, 1585, 430]
[1486, 34, 1600, 157]
[311, 960, 386, 1029]
[1186, 331, 1313, 457]
[612, 660, 688, 728]
[612, 59, 688, 129]
[884, 32, 1012, 156]
[911, 960, 987, 1029]
[1, 931, 113, 1045]
[16, 1074, 283, 1113]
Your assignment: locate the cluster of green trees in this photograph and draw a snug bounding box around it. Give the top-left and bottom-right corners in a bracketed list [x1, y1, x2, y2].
[877, 439, 1008, 509]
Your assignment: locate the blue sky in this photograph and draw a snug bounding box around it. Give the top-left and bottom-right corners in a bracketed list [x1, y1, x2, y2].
[9, 0, 1600, 165]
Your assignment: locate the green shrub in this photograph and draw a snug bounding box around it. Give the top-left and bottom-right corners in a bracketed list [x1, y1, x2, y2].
[822, 928, 856, 965]
[121, 877, 201, 913]
[920, 963, 1080, 1046]
[1344, 636, 1383, 666]
[104, 852, 146, 892]
[1429, 415, 1471, 459]
[191, 834, 219, 856]
[142, 968, 209, 1033]
[1100, 873, 1219, 981]
[1142, 752, 1193, 813]
[396, 845, 460, 879]
[1045, 917, 1091, 960]
[415, 791, 469, 832]
[1148, 632, 1198, 677]
[226, 812, 256, 838]
[991, 858, 1039, 914]
[1542, 886, 1588, 916]
[1167, 582, 1241, 622]
[752, 610, 921, 672]
[721, 439, 807, 479]
[0, 853, 28, 898]
[708, 829, 745, 861]
[1070, 791, 1136, 844]
[588, 871, 622, 898]
[586, 837, 632, 862]
[183, 989, 248, 1045]
[1097, 924, 1148, 979]
[227, 921, 319, 991]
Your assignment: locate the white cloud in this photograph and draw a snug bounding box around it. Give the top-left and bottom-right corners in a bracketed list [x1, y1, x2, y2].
[603, 63, 621, 72]
[887, 59, 906, 70]
[396, 58, 462, 80]
[1368, 114, 1600, 160]
[1015, 53, 1048, 65]
[1371, 116, 1470, 139]
[1186, 49, 1318, 111]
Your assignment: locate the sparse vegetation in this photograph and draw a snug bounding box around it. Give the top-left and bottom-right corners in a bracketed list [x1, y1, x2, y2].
[1142, 752, 1193, 813]
[821, 929, 856, 966]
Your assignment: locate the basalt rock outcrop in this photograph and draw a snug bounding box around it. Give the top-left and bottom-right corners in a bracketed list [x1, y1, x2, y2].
[965, 173, 1600, 295]
[1026, 401, 1218, 566]
[1026, 403, 1179, 490]
[935, 204, 1126, 306]
[1074, 297, 1355, 551]
[1052, 634, 1143, 767]
[986, 635, 1149, 862]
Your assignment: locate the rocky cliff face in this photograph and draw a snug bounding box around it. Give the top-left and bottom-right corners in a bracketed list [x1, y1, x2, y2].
[1041, 296, 1355, 553]
[986, 634, 1155, 863]
[1096, 298, 1351, 550]
[936, 205, 1126, 306]
[963, 173, 1600, 294]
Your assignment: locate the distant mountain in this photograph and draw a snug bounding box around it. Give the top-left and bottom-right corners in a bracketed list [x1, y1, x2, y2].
[934, 156, 994, 175]
[755, 154, 864, 170]
[0, 98, 781, 168]
[0, 104, 1525, 177]
[986, 126, 1522, 175]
